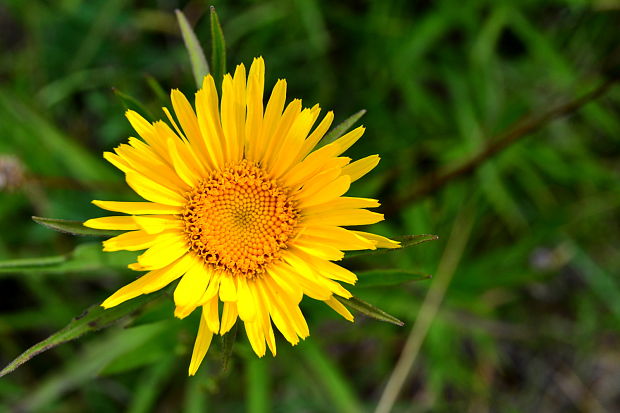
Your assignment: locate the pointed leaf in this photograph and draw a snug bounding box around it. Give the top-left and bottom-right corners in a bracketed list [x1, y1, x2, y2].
[344, 234, 439, 259]
[210, 6, 226, 88]
[0, 243, 137, 275]
[33, 216, 123, 237]
[220, 321, 237, 374]
[176, 9, 210, 88]
[322, 109, 366, 145]
[355, 269, 432, 288]
[112, 87, 155, 121]
[334, 295, 404, 326]
[0, 291, 164, 377]
[144, 74, 168, 103]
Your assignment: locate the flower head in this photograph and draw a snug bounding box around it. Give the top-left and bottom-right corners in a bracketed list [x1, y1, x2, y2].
[85, 57, 398, 375]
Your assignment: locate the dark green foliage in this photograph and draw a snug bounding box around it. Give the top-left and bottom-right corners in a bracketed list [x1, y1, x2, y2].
[0, 0, 619, 412]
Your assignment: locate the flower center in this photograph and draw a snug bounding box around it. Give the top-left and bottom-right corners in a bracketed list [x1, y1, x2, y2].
[182, 160, 299, 278]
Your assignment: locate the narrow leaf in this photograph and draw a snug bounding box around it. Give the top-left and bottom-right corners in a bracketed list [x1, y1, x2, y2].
[210, 6, 226, 88]
[334, 295, 404, 326]
[0, 243, 136, 275]
[176, 9, 210, 89]
[33, 216, 123, 237]
[0, 255, 67, 271]
[322, 109, 366, 145]
[355, 269, 432, 288]
[144, 74, 168, 103]
[344, 234, 439, 259]
[220, 321, 237, 374]
[112, 87, 155, 121]
[0, 292, 164, 377]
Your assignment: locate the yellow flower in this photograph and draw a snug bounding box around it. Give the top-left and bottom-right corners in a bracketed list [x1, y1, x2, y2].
[85, 57, 399, 375]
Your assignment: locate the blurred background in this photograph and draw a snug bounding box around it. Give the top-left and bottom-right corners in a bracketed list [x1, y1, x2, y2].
[1, 0, 620, 412]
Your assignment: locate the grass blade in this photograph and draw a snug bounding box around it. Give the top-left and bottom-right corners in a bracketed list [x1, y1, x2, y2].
[0, 292, 164, 377]
[176, 9, 210, 89]
[334, 295, 404, 326]
[210, 6, 226, 88]
[0, 243, 136, 275]
[33, 216, 122, 237]
[344, 234, 439, 259]
[112, 87, 155, 121]
[355, 269, 432, 288]
[322, 109, 366, 145]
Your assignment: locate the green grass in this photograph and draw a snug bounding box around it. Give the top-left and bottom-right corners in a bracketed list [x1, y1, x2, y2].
[1, 0, 619, 411]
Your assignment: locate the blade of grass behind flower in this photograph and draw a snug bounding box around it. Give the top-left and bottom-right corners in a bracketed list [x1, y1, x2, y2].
[335, 295, 404, 326]
[176, 9, 210, 89]
[247, 358, 270, 413]
[299, 340, 363, 413]
[32, 216, 122, 237]
[210, 6, 226, 88]
[322, 109, 366, 146]
[0, 292, 164, 378]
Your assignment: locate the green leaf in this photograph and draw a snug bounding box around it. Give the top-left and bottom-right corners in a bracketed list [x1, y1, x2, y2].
[220, 321, 237, 373]
[247, 358, 270, 413]
[355, 269, 432, 288]
[334, 295, 404, 326]
[0, 243, 136, 275]
[298, 340, 363, 413]
[210, 6, 226, 88]
[344, 234, 439, 259]
[0, 292, 164, 377]
[176, 9, 210, 89]
[112, 87, 155, 121]
[322, 109, 366, 145]
[144, 74, 168, 103]
[33, 216, 123, 237]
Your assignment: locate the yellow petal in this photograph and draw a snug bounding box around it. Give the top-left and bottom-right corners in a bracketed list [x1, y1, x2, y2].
[165, 133, 203, 187]
[188, 308, 214, 376]
[83, 216, 138, 230]
[101, 255, 193, 308]
[196, 75, 226, 166]
[351, 231, 401, 249]
[327, 125, 365, 156]
[254, 79, 287, 162]
[293, 239, 344, 261]
[245, 57, 265, 161]
[303, 209, 384, 227]
[111, 143, 187, 192]
[236, 277, 257, 322]
[342, 155, 380, 182]
[174, 261, 212, 318]
[170, 89, 213, 169]
[125, 172, 187, 206]
[133, 215, 183, 234]
[269, 107, 318, 178]
[199, 271, 222, 304]
[125, 110, 170, 162]
[324, 296, 354, 322]
[203, 296, 220, 333]
[219, 276, 237, 302]
[297, 175, 351, 209]
[297, 110, 334, 162]
[102, 230, 157, 252]
[137, 232, 188, 270]
[303, 197, 380, 215]
[92, 200, 181, 215]
[297, 225, 376, 251]
[262, 99, 302, 171]
[220, 302, 238, 334]
[257, 277, 299, 344]
[266, 265, 303, 304]
[306, 256, 358, 284]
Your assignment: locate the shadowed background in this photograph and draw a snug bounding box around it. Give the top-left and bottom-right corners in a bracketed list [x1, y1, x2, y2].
[1, 0, 620, 412]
